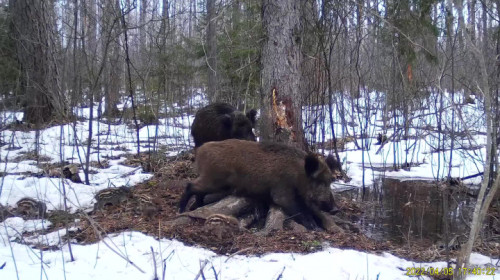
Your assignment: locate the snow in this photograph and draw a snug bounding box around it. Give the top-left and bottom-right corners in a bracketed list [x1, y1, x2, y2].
[304, 91, 488, 186]
[0, 231, 496, 279]
[1, 218, 51, 239]
[0, 92, 498, 279]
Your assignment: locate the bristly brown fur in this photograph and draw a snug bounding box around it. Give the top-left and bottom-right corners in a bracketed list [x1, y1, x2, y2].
[179, 139, 339, 228]
[191, 103, 257, 148]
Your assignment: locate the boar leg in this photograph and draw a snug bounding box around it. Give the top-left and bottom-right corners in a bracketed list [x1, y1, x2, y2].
[308, 205, 344, 233]
[179, 183, 207, 213]
[203, 191, 233, 205]
[190, 193, 206, 211]
[179, 183, 194, 213]
[270, 188, 321, 228]
[179, 181, 231, 212]
[269, 188, 310, 225]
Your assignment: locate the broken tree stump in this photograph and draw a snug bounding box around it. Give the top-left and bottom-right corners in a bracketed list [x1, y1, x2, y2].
[167, 195, 349, 235]
[259, 206, 286, 236]
[166, 196, 254, 228]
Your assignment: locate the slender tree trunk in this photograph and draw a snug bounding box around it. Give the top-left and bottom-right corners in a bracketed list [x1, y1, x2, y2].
[86, 0, 97, 56]
[454, 11, 497, 277]
[446, 0, 456, 179]
[468, 0, 476, 43]
[72, 0, 81, 108]
[102, 0, 120, 117]
[189, 0, 194, 37]
[206, 0, 217, 101]
[120, 4, 141, 155]
[140, 0, 148, 51]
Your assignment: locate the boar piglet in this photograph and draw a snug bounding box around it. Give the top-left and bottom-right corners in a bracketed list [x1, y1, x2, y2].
[179, 139, 339, 227]
[191, 103, 257, 148]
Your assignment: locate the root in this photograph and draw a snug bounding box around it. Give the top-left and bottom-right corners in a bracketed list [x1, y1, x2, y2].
[166, 194, 352, 236]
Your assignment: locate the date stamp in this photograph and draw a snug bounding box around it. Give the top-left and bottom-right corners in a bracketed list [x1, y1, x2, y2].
[405, 266, 496, 277]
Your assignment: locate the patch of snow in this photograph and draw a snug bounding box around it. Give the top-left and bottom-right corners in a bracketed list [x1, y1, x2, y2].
[1, 218, 51, 240]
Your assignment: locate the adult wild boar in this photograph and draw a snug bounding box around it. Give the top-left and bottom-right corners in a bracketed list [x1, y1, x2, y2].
[179, 139, 339, 225]
[191, 103, 257, 148]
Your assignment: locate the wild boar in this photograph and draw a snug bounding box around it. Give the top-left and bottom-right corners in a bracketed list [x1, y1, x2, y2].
[191, 103, 257, 148]
[15, 198, 47, 218]
[179, 139, 339, 226]
[93, 187, 131, 211]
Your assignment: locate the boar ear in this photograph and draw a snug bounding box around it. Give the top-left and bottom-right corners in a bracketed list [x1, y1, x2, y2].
[220, 114, 233, 128]
[325, 154, 338, 171]
[246, 109, 257, 127]
[305, 154, 320, 178]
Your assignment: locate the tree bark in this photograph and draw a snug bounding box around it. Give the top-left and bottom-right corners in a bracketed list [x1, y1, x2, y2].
[86, 0, 97, 56]
[11, 0, 64, 124]
[140, 0, 148, 52]
[260, 0, 306, 150]
[467, 0, 476, 43]
[102, 0, 120, 117]
[206, 0, 217, 101]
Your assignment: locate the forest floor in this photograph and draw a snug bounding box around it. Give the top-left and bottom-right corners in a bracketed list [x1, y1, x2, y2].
[71, 152, 499, 265]
[1, 94, 498, 279]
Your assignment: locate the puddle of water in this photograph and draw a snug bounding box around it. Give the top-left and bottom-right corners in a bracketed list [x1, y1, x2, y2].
[342, 178, 479, 244]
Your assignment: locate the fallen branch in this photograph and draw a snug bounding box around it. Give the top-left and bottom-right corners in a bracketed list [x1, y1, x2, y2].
[461, 172, 483, 181]
[151, 247, 158, 280]
[275, 266, 286, 280]
[224, 247, 253, 263]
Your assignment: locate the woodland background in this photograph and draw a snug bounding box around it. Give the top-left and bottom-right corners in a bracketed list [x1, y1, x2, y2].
[0, 1, 499, 278]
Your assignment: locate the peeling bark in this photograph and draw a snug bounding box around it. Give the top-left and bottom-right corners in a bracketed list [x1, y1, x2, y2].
[260, 0, 307, 150]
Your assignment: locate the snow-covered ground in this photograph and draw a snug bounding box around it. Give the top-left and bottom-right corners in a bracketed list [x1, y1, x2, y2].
[1, 228, 495, 280]
[304, 91, 487, 187]
[0, 92, 498, 279]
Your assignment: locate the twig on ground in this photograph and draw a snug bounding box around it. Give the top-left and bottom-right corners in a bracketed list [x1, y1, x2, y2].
[275, 266, 286, 280]
[210, 265, 218, 280]
[224, 247, 253, 263]
[151, 246, 158, 280]
[194, 259, 209, 280]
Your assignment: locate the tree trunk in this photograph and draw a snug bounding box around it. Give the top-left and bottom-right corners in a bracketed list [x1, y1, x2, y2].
[11, 0, 63, 124]
[86, 0, 97, 56]
[102, 0, 120, 117]
[467, 0, 476, 43]
[140, 0, 148, 52]
[72, 0, 81, 108]
[454, 10, 497, 278]
[260, 0, 306, 150]
[206, 0, 217, 101]
[299, 0, 318, 122]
